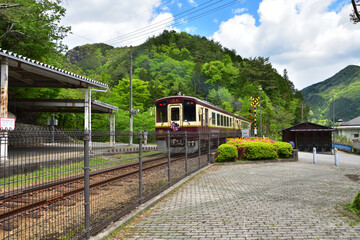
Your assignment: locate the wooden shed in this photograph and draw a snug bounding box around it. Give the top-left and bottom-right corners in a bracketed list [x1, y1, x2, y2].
[282, 122, 333, 152]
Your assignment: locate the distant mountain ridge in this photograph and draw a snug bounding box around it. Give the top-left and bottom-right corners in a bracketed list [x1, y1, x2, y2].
[301, 65, 360, 122]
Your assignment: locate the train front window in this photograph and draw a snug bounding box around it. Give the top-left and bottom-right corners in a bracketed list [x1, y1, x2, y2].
[183, 100, 196, 121]
[171, 108, 180, 121]
[156, 101, 167, 123]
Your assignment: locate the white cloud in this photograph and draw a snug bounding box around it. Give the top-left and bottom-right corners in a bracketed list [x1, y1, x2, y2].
[185, 26, 197, 33]
[188, 0, 197, 6]
[177, 3, 182, 8]
[232, 8, 247, 14]
[61, 0, 175, 49]
[211, 0, 360, 90]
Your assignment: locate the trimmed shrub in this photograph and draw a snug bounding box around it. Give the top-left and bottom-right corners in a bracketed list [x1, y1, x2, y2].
[239, 141, 278, 160]
[353, 190, 360, 211]
[215, 144, 238, 162]
[273, 142, 293, 158]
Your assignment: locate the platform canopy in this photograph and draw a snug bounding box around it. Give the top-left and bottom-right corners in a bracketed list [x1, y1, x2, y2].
[0, 49, 114, 161]
[10, 99, 118, 114]
[0, 48, 108, 89]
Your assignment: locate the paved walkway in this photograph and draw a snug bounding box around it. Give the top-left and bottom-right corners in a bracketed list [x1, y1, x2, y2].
[298, 151, 360, 167]
[113, 158, 360, 239]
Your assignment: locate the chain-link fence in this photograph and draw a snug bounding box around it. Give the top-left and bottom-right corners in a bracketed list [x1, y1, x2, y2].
[0, 128, 220, 239]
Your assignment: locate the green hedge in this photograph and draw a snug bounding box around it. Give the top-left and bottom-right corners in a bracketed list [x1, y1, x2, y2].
[273, 142, 293, 158]
[215, 144, 238, 162]
[353, 190, 360, 211]
[239, 141, 278, 160]
[216, 139, 294, 162]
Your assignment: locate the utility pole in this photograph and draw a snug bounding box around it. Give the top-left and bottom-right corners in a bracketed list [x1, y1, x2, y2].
[129, 46, 133, 145]
[300, 103, 306, 122]
[332, 94, 335, 152]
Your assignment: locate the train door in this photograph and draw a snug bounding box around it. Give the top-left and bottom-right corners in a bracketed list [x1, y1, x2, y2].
[169, 105, 182, 129]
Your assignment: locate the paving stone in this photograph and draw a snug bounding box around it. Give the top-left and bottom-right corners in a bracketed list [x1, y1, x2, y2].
[120, 162, 360, 239]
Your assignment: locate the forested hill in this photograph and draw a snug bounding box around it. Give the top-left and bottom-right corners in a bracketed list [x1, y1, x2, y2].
[65, 30, 307, 138]
[301, 65, 360, 123]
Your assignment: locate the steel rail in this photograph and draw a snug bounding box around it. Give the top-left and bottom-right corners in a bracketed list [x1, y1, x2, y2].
[0, 154, 167, 201]
[0, 155, 186, 222]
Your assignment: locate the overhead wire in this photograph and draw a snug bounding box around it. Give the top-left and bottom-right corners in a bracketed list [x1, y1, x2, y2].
[118, 0, 240, 47]
[105, 0, 223, 44]
[105, 0, 240, 46]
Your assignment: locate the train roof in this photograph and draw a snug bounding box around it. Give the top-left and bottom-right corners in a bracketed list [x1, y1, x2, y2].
[155, 95, 251, 122]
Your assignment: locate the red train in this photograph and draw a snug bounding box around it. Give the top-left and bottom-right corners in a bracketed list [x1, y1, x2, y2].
[155, 95, 251, 154]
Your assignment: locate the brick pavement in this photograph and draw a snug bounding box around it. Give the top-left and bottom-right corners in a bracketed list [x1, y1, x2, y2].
[116, 162, 360, 240]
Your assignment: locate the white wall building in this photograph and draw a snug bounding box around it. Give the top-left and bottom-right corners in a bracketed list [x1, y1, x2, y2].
[335, 115, 360, 139]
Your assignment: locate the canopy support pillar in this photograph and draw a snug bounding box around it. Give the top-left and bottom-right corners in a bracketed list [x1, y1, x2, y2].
[0, 58, 9, 162]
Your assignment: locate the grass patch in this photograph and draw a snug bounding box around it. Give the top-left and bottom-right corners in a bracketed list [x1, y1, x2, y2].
[345, 203, 360, 217]
[0, 157, 108, 189]
[0, 151, 161, 190]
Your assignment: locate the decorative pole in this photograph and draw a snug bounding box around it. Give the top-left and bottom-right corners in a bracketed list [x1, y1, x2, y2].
[250, 96, 260, 137]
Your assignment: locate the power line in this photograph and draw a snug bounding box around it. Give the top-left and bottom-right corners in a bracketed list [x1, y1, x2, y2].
[0, 4, 23, 9]
[104, 0, 218, 44]
[107, 0, 239, 46]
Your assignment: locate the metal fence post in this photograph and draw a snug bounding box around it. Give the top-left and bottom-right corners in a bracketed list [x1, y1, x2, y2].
[84, 129, 91, 239]
[185, 131, 188, 176]
[139, 131, 143, 203]
[198, 132, 201, 168]
[334, 148, 339, 166]
[313, 147, 317, 164]
[167, 131, 171, 185]
[208, 131, 211, 163]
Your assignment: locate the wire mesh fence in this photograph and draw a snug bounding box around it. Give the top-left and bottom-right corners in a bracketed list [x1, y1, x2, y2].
[0, 128, 223, 239]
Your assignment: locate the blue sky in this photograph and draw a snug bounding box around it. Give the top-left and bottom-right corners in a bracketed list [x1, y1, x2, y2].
[62, 0, 359, 90]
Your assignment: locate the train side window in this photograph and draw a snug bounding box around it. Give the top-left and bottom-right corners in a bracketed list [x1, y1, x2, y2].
[230, 118, 232, 128]
[183, 100, 196, 121]
[212, 112, 216, 125]
[221, 115, 224, 126]
[156, 101, 167, 123]
[171, 108, 180, 121]
[227, 117, 229, 127]
[205, 109, 208, 126]
[217, 114, 220, 126]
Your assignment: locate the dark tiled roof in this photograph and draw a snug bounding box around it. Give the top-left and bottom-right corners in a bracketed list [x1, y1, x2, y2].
[340, 115, 360, 126]
[0, 48, 108, 89]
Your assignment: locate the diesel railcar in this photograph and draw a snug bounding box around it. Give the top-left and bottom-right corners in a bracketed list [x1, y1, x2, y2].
[155, 95, 251, 154]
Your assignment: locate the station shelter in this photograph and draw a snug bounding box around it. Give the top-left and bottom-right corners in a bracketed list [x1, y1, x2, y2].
[282, 122, 333, 152]
[0, 48, 117, 161]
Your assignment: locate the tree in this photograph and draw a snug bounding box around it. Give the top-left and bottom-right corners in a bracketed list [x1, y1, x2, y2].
[105, 78, 151, 112]
[351, 0, 360, 23]
[0, 0, 70, 59]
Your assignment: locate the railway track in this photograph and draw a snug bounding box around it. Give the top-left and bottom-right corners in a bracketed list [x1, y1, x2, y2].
[0, 152, 199, 226]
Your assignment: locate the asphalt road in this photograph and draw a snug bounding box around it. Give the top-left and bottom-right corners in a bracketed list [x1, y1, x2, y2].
[298, 150, 360, 167]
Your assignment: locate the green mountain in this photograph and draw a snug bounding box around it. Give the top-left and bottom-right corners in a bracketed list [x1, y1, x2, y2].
[64, 30, 307, 138]
[301, 65, 360, 123]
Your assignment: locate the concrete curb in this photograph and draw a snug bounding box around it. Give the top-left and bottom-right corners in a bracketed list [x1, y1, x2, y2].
[214, 158, 297, 165]
[91, 164, 212, 240]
